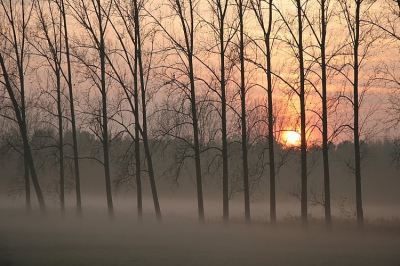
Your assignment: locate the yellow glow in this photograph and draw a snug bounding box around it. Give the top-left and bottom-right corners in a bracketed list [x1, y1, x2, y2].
[283, 131, 301, 147]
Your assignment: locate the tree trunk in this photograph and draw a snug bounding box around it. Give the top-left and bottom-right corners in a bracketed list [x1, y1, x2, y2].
[57, 64, 65, 215]
[97, 0, 114, 219]
[265, 0, 276, 225]
[217, 0, 229, 224]
[0, 53, 46, 214]
[296, 0, 308, 229]
[175, 0, 205, 223]
[61, 0, 82, 217]
[238, 0, 251, 223]
[354, 0, 364, 229]
[320, 0, 332, 230]
[0, 0, 46, 213]
[24, 158, 31, 214]
[191, 78, 205, 223]
[133, 11, 143, 220]
[135, 0, 161, 221]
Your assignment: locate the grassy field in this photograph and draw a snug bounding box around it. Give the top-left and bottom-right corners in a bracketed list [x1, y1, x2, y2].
[0, 209, 399, 266]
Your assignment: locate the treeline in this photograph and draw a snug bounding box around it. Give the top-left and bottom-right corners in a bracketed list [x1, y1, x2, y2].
[0, 0, 399, 229]
[1, 129, 399, 218]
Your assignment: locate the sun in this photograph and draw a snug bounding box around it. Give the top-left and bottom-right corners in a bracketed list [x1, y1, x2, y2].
[283, 131, 301, 147]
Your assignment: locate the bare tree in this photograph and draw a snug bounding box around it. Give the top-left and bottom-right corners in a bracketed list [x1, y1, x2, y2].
[67, 0, 115, 219]
[301, 0, 335, 230]
[60, 0, 83, 216]
[273, 0, 309, 228]
[104, 0, 144, 220]
[32, 0, 68, 214]
[235, 0, 251, 223]
[149, 0, 205, 222]
[200, 0, 236, 222]
[134, 0, 162, 221]
[337, 0, 380, 229]
[0, 0, 46, 213]
[319, 0, 332, 230]
[295, 0, 308, 230]
[107, 0, 162, 221]
[249, 0, 278, 224]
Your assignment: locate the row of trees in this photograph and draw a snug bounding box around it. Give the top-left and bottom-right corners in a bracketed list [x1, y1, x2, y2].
[1, 128, 399, 213]
[1, 0, 399, 230]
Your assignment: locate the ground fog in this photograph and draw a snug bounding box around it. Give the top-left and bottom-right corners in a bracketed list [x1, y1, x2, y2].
[0, 206, 399, 266]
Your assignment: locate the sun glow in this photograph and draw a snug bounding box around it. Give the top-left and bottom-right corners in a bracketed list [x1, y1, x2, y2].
[283, 131, 301, 147]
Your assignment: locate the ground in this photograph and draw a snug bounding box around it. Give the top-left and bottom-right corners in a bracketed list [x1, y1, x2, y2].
[0, 209, 399, 266]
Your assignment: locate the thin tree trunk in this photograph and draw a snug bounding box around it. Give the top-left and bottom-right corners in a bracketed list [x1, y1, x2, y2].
[97, 0, 114, 219]
[19, 0, 30, 215]
[250, 0, 276, 225]
[238, 0, 251, 223]
[188, 5, 205, 224]
[25, 133, 47, 214]
[217, 0, 229, 224]
[175, 0, 205, 223]
[134, 68, 143, 221]
[135, 0, 161, 221]
[22, 73, 31, 214]
[0, 53, 46, 213]
[57, 63, 65, 214]
[134, 111, 143, 221]
[0, 0, 46, 213]
[321, 0, 332, 230]
[55, 7, 65, 213]
[354, 0, 364, 229]
[133, 13, 143, 220]
[190, 62, 205, 223]
[36, 0, 66, 215]
[296, 0, 308, 229]
[265, 0, 276, 225]
[61, 0, 82, 216]
[24, 159, 31, 214]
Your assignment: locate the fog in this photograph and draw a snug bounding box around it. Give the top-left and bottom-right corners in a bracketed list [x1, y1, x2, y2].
[1, 196, 400, 266]
[2, 138, 400, 265]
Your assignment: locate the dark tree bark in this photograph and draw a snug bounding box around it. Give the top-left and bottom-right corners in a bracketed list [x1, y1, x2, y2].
[0, 53, 46, 213]
[34, 0, 66, 214]
[338, 0, 381, 229]
[0, 0, 46, 213]
[57, 66, 66, 215]
[265, 0, 276, 226]
[250, 0, 276, 225]
[206, 0, 230, 223]
[320, 0, 332, 230]
[220, 0, 229, 224]
[159, 0, 205, 223]
[302, 0, 333, 230]
[56, 34, 66, 215]
[295, 0, 308, 229]
[134, 0, 162, 221]
[237, 0, 251, 223]
[60, 0, 82, 216]
[353, 0, 364, 229]
[97, 0, 114, 219]
[133, 30, 143, 221]
[69, 0, 114, 219]
[24, 158, 31, 213]
[108, 0, 164, 221]
[339, 0, 364, 229]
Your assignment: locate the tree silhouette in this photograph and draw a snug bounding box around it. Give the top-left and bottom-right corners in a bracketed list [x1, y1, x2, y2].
[0, 0, 46, 213]
[68, 0, 115, 219]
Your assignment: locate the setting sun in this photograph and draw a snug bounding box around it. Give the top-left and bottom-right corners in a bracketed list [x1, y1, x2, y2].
[283, 131, 301, 147]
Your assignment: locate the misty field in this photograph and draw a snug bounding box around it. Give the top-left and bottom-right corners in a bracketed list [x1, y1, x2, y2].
[1, 208, 399, 266]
